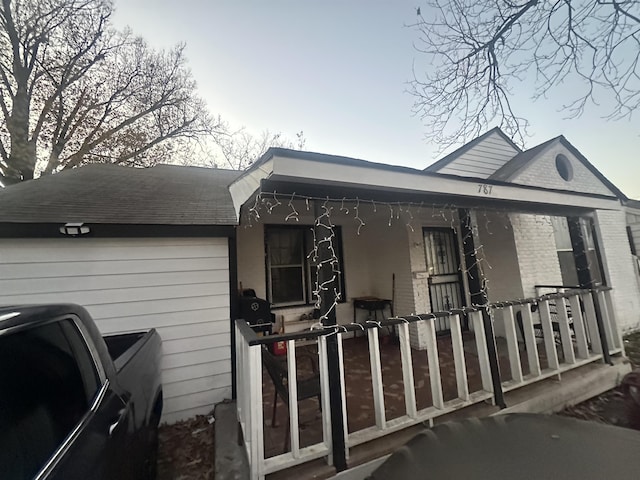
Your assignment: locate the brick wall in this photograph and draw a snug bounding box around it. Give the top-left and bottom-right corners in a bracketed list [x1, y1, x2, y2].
[406, 209, 462, 349]
[476, 211, 524, 302]
[594, 209, 640, 332]
[511, 142, 614, 196]
[510, 213, 563, 298]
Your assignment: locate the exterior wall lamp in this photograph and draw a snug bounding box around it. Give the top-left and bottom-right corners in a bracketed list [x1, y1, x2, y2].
[59, 222, 90, 236]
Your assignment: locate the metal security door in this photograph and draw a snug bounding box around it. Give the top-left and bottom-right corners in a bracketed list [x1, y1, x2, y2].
[423, 228, 466, 332]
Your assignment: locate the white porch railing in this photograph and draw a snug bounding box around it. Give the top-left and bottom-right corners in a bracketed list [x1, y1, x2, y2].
[493, 287, 623, 394]
[344, 312, 494, 449]
[235, 286, 623, 479]
[235, 321, 334, 479]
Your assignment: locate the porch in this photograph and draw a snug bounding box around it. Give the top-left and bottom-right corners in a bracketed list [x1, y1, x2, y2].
[235, 287, 628, 479]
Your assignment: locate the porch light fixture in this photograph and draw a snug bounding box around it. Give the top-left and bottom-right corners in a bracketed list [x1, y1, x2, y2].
[59, 222, 90, 236]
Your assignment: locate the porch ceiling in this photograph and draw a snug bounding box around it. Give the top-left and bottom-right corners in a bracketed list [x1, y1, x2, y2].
[229, 150, 621, 221]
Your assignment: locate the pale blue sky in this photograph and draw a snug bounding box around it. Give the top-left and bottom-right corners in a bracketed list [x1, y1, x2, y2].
[113, 0, 639, 198]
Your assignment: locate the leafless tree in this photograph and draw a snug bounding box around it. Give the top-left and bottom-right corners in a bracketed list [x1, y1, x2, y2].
[213, 128, 306, 170]
[410, 0, 640, 151]
[0, 0, 216, 184]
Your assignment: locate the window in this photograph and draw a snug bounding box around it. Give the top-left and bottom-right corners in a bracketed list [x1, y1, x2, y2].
[580, 218, 604, 286]
[555, 154, 573, 181]
[551, 216, 579, 286]
[551, 216, 604, 287]
[266, 225, 345, 307]
[0, 320, 100, 479]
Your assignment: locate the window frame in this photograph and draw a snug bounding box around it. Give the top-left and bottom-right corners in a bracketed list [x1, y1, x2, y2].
[551, 216, 579, 286]
[265, 224, 346, 308]
[551, 215, 606, 288]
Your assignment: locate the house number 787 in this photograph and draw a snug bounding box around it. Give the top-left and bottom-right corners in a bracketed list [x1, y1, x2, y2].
[477, 184, 493, 195]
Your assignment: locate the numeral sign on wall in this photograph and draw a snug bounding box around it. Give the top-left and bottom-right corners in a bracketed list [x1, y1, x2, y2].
[477, 184, 493, 195]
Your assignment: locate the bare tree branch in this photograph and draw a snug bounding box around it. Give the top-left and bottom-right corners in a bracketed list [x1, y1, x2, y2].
[0, 0, 215, 182]
[410, 0, 640, 152]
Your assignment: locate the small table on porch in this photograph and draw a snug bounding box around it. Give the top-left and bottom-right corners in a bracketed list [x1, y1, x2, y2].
[353, 296, 393, 323]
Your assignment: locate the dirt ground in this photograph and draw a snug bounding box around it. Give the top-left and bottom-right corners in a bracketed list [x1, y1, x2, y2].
[157, 414, 215, 480]
[559, 331, 640, 426]
[154, 332, 640, 480]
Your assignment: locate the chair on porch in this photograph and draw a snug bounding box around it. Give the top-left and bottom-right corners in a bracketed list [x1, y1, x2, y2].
[262, 346, 322, 451]
[515, 292, 586, 360]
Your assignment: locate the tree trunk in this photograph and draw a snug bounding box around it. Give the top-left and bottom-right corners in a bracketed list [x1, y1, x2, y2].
[6, 84, 36, 180]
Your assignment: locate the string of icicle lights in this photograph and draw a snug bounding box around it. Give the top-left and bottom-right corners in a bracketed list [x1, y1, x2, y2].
[244, 190, 597, 323]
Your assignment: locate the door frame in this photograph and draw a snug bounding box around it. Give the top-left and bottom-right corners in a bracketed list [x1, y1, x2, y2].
[422, 226, 468, 332]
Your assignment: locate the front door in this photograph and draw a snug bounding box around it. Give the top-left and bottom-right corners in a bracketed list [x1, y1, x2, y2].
[423, 228, 466, 332]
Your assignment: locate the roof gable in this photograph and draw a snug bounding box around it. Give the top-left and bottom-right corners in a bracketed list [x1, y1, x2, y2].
[489, 137, 624, 199]
[425, 127, 521, 179]
[0, 164, 242, 225]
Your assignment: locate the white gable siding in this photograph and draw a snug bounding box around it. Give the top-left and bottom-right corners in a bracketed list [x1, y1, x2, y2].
[437, 131, 519, 179]
[0, 237, 231, 424]
[509, 142, 615, 196]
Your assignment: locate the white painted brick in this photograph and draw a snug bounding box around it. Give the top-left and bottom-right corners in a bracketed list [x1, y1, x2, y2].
[510, 141, 615, 196]
[594, 209, 640, 332]
[510, 213, 563, 298]
[475, 211, 525, 302]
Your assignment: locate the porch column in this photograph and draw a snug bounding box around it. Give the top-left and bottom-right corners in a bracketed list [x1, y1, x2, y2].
[568, 217, 597, 288]
[569, 216, 611, 363]
[313, 201, 347, 471]
[458, 209, 506, 408]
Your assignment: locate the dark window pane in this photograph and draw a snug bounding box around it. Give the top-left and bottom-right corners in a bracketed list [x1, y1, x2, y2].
[271, 266, 305, 304]
[558, 251, 579, 286]
[587, 250, 603, 285]
[268, 229, 303, 266]
[0, 321, 92, 479]
[62, 322, 100, 404]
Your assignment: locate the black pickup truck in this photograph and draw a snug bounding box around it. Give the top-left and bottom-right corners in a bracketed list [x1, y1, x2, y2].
[0, 304, 163, 480]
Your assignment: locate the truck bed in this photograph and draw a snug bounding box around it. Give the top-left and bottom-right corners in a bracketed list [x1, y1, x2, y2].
[103, 331, 155, 373]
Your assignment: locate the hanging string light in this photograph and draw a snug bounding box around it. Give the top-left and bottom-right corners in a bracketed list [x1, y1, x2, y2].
[241, 188, 594, 314]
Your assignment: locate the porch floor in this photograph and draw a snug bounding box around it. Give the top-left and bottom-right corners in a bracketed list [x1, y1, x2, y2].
[261, 331, 547, 459]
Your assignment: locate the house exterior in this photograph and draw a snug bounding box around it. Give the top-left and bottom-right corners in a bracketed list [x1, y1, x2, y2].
[231, 129, 640, 339]
[0, 164, 240, 424]
[1, 128, 639, 478]
[229, 129, 640, 478]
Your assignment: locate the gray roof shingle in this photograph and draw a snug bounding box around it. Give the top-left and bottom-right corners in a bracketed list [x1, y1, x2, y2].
[0, 163, 241, 225]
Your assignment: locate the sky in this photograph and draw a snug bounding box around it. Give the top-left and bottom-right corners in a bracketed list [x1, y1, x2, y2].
[112, 0, 640, 198]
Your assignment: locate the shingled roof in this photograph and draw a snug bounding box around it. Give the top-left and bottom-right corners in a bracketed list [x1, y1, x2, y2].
[0, 163, 241, 225]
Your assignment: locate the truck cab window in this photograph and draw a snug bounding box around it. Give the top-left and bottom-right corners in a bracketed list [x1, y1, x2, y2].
[0, 320, 99, 480]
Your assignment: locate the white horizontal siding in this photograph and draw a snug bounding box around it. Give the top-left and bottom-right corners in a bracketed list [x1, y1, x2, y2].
[0, 270, 218, 295]
[0, 237, 232, 424]
[94, 307, 229, 333]
[162, 360, 230, 384]
[162, 381, 231, 424]
[439, 131, 518, 179]
[0, 257, 227, 278]
[163, 346, 229, 369]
